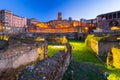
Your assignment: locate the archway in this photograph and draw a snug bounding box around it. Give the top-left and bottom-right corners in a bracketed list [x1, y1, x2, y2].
[109, 20, 119, 27]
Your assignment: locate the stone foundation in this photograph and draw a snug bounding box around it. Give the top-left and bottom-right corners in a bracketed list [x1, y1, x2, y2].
[0, 40, 48, 80]
[18, 43, 72, 80]
[85, 34, 119, 56]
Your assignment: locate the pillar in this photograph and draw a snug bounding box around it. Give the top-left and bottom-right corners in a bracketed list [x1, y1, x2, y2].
[116, 13, 118, 18]
[112, 14, 113, 19]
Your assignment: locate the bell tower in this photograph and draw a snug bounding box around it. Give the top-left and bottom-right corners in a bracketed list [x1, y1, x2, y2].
[58, 12, 62, 20]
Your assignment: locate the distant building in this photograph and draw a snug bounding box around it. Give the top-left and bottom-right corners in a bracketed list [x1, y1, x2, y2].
[80, 18, 86, 23]
[27, 12, 88, 33]
[69, 17, 72, 21]
[27, 18, 40, 31]
[97, 10, 120, 30]
[0, 9, 27, 33]
[48, 20, 72, 28]
[58, 12, 62, 20]
[27, 18, 40, 26]
[0, 10, 27, 27]
[86, 19, 97, 32]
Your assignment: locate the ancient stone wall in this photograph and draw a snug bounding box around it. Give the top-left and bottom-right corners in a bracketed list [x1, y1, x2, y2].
[85, 38, 99, 55]
[112, 47, 120, 68]
[86, 38, 118, 56]
[77, 33, 87, 40]
[98, 41, 118, 56]
[0, 41, 48, 79]
[18, 43, 72, 80]
[90, 39, 98, 54]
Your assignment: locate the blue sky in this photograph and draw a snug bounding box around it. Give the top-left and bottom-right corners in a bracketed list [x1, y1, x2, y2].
[0, 0, 120, 22]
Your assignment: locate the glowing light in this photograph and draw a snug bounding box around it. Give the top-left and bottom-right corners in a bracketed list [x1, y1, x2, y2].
[36, 23, 48, 28]
[0, 23, 2, 31]
[84, 27, 89, 32]
[35, 37, 45, 41]
[53, 45, 65, 48]
[96, 27, 101, 30]
[117, 37, 120, 40]
[28, 28, 36, 32]
[85, 27, 88, 30]
[73, 21, 80, 27]
[5, 27, 11, 30]
[111, 26, 120, 30]
[0, 35, 9, 41]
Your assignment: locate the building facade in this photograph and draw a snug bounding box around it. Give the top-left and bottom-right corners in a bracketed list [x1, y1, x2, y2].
[97, 10, 120, 30]
[86, 19, 97, 32]
[27, 18, 40, 26]
[0, 10, 27, 33]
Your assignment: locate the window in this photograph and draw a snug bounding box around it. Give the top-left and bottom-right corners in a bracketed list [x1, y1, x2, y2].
[113, 13, 116, 18]
[118, 13, 120, 18]
[108, 14, 112, 19]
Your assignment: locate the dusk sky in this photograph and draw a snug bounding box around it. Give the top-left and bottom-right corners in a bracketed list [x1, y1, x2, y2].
[0, 0, 120, 22]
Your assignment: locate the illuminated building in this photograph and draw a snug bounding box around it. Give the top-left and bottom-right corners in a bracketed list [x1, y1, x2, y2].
[0, 22, 2, 32]
[86, 19, 97, 32]
[27, 18, 40, 32]
[48, 20, 72, 28]
[36, 22, 48, 28]
[27, 18, 40, 26]
[27, 12, 88, 33]
[73, 20, 81, 27]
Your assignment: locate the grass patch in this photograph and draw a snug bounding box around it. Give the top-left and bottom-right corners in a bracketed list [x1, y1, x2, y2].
[108, 69, 120, 80]
[48, 44, 65, 57]
[68, 40, 102, 65]
[98, 55, 107, 62]
[62, 40, 106, 80]
[63, 61, 105, 80]
[106, 66, 120, 80]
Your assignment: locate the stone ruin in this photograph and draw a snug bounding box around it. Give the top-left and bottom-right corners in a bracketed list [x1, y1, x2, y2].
[18, 43, 72, 80]
[0, 33, 72, 80]
[85, 34, 119, 56]
[0, 33, 48, 80]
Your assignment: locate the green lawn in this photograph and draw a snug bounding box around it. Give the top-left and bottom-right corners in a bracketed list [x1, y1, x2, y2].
[107, 66, 120, 80]
[63, 61, 105, 80]
[69, 40, 102, 64]
[62, 40, 106, 80]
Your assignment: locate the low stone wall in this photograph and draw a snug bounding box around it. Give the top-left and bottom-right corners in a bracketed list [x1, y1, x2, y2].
[0, 41, 48, 80]
[19, 43, 72, 80]
[85, 38, 99, 55]
[85, 35, 118, 56]
[90, 39, 98, 54]
[112, 47, 120, 68]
